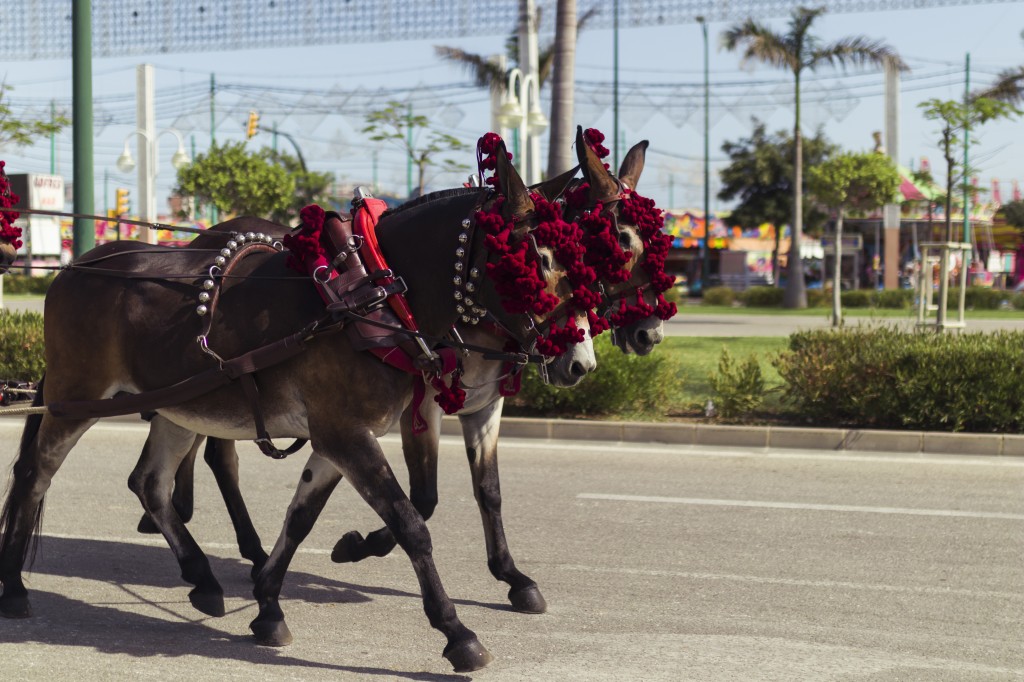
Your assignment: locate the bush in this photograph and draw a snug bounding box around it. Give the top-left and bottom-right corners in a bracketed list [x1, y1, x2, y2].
[1011, 292, 1024, 311]
[505, 333, 683, 417]
[708, 347, 765, 419]
[702, 285, 736, 307]
[661, 285, 683, 307]
[0, 310, 45, 382]
[774, 327, 1024, 432]
[806, 289, 829, 308]
[961, 286, 1005, 310]
[840, 289, 873, 308]
[3, 273, 56, 295]
[873, 288, 913, 309]
[739, 286, 783, 307]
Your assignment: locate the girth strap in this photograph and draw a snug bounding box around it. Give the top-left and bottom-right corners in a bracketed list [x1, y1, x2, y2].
[238, 373, 308, 459]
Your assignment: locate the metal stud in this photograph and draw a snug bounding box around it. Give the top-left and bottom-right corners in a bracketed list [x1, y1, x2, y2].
[455, 305, 465, 314]
[455, 247, 465, 258]
[256, 233, 266, 242]
[461, 315, 471, 323]
[214, 256, 226, 267]
[462, 218, 471, 228]
[234, 233, 246, 243]
[464, 297, 474, 307]
[220, 248, 232, 258]
[202, 279, 215, 290]
[458, 232, 468, 244]
[454, 262, 463, 272]
[469, 267, 480, 279]
[227, 240, 238, 250]
[453, 275, 462, 286]
[198, 291, 211, 303]
[465, 282, 475, 292]
[469, 317, 480, 325]
[245, 232, 256, 241]
[454, 291, 463, 300]
[472, 306, 485, 314]
[196, 304, 209, 316]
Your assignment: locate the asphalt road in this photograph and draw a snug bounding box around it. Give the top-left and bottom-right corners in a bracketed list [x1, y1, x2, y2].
[0, 418, 1020, 681]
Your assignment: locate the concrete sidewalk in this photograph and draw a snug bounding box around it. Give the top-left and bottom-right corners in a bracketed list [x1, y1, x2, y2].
[442, 415, 1024, 457]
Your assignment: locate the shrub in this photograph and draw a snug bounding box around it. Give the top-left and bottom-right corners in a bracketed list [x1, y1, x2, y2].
[661, 285, 683, 307]
[702, 285, 736, 307]
[840, 289, 872, 308]
[0, 310, 45, 382]
[708, 347, 765, 419]
[505, 333, 683, 417]
[739, 285, 783, 307]
[3, 273, 56, 295]
[774, 327, 1024, 432]
[806, 289, 828, 308]
[1011, 292, 1024, 311]
[961, 286, 1005, 310]
[873, 288, 912, 309]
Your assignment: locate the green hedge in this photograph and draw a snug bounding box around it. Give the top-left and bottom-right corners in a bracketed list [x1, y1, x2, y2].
[702, 285, 736, 307]
[739, 286, 784, 307]
[2, 273, 56, 295]
[775, 327, 1024, 432]
[0, 310, 45, 382]
[505, 333, 683, 417]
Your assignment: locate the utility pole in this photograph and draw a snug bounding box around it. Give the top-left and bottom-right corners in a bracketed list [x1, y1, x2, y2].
[882, 60, 901, 289]
[137, 64, 157, 244]
[698, 16, 710, 294]
[612, 0, 620, 171]
[72, 0, 95, 258]
[209, 73, 217, 225]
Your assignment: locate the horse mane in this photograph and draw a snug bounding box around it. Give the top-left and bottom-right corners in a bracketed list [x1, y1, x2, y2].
[381, 187, 485, 219]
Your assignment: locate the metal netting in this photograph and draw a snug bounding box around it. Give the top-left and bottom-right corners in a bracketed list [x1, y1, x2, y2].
[1, 0, 1010, 61]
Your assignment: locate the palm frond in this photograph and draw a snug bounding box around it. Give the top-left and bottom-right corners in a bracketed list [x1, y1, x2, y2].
[433, 46, 506, 89]
[721, 19, 799, 72]
[976, 67, 1024, 104]
[810, 37, 908, 72]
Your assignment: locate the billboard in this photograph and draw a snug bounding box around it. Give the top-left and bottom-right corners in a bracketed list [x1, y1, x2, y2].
[8, 173, 65, 257]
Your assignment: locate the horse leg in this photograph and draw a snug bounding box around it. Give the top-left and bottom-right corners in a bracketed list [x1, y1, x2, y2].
[460, 397, 547, 614]
[202, 438, 268, 578]
[137, 433, 202, 534]
[0, 411, 94, 618]
[251, 453, 342, 647]
[331, 402, 440, 564]
[126, 415, 225, 617]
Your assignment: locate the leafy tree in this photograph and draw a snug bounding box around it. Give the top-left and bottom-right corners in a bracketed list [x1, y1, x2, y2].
[718, 121, 835, 283]
[918, 97, 1020, 242]
[998, 198, 1024, 234]
[0, 83, 68, 149]
[175, 141, 294, 220]
[807, 151, 901, 326]
[258, 148, 335, 224]
[723, 6, 906, 308]
[363, 101, 469, 198]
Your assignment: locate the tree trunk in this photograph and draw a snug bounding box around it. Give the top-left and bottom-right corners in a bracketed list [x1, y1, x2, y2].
[784, 68, 808, 308]
[547, 0, 577, 177]
[832, 210, 844, 327]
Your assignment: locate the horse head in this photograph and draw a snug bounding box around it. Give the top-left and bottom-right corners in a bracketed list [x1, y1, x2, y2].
[475, 136, 596, 387]
[0, 161, 22, 274]
[571, 126, 675, 356]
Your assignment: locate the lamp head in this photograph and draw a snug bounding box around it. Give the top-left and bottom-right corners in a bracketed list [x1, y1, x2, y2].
[116, 143, 136, 173]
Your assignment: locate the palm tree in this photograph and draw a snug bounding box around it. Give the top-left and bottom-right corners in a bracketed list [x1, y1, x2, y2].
[723, 7, 907, 308]
[977, 31, 1024, 104]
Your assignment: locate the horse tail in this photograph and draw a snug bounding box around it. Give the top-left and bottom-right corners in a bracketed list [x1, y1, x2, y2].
[0, 374, 47, 568]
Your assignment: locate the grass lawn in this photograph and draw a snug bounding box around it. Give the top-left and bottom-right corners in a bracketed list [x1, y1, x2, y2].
[676, 303, 1024, 319]
[658, 336, 789, 416]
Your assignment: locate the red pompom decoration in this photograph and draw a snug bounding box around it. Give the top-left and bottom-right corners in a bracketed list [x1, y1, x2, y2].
[0, 161, 24, 250]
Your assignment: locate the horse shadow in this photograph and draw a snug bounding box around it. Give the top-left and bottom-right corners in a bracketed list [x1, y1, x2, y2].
[0, 589, 469, 681]
[26, 533, 512, 611]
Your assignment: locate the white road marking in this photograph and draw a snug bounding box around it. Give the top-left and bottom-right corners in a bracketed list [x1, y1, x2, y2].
[577, 493, 1024, 520]
[556, 563, 1024, 601]
[39, 531, 347, 557]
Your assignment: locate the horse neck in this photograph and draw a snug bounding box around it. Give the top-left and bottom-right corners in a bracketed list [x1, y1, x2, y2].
[377, 191, 485, 339]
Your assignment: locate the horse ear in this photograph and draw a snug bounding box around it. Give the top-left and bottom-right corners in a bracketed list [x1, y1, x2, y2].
[530, 165, 580, 202]
[575, 125, 618, 201]
[618, 140, 649, 190]
[494, 139, 534, 220]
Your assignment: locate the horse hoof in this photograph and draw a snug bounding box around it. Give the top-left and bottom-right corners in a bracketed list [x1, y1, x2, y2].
[509, 585, 547, 614]
[0, 594, 31, 619]
[443, 638, 493, 673]
[188, 588, 225, 617]
[330, 531, 366, 564]
[250, 617, 293, 647]
[136, 514, 160, 535]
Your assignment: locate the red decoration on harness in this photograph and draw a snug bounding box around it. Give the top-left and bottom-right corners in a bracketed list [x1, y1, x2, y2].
[0, 161, 24, 250]
[583, 128, 611, 169]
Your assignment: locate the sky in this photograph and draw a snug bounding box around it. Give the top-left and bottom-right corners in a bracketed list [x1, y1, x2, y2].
[2, 2, 1022, 217]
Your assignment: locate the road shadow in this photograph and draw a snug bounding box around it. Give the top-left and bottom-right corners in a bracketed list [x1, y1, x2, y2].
[0, 589, 469, 681]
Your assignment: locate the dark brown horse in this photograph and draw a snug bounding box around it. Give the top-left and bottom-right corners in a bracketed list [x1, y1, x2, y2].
[0, 141, 584, 672]
[134, 129, 672, 616]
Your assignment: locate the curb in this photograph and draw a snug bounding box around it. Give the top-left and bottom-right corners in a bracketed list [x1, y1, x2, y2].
[440, 416, 1024, 457]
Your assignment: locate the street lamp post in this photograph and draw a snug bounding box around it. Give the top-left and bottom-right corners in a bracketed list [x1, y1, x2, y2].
[698, 15, 711, 295]
[116, 127, 190, 243]
[496, 67, 548, 185]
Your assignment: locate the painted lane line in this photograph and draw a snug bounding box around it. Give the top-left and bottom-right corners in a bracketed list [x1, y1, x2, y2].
[555, 563, 1024, 601]
[37, 531, 381, 558]
[577, 493, 1024, 520]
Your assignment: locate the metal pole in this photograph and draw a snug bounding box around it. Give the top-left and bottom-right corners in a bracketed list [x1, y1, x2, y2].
[699, 16, 710, 295]
[209, 73, 217, 225]
[406, 102, 413, 197]
[50, 100, 56, 174]
[963, 53, 971, 253]
[612, 0, 619, 172]
[137, 64, 157, 244]
[72, 0, 95, 258]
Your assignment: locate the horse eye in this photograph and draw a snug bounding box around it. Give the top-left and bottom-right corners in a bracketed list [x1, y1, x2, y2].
[540, 252, 553, 271]
[618, 231, 632, 249]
